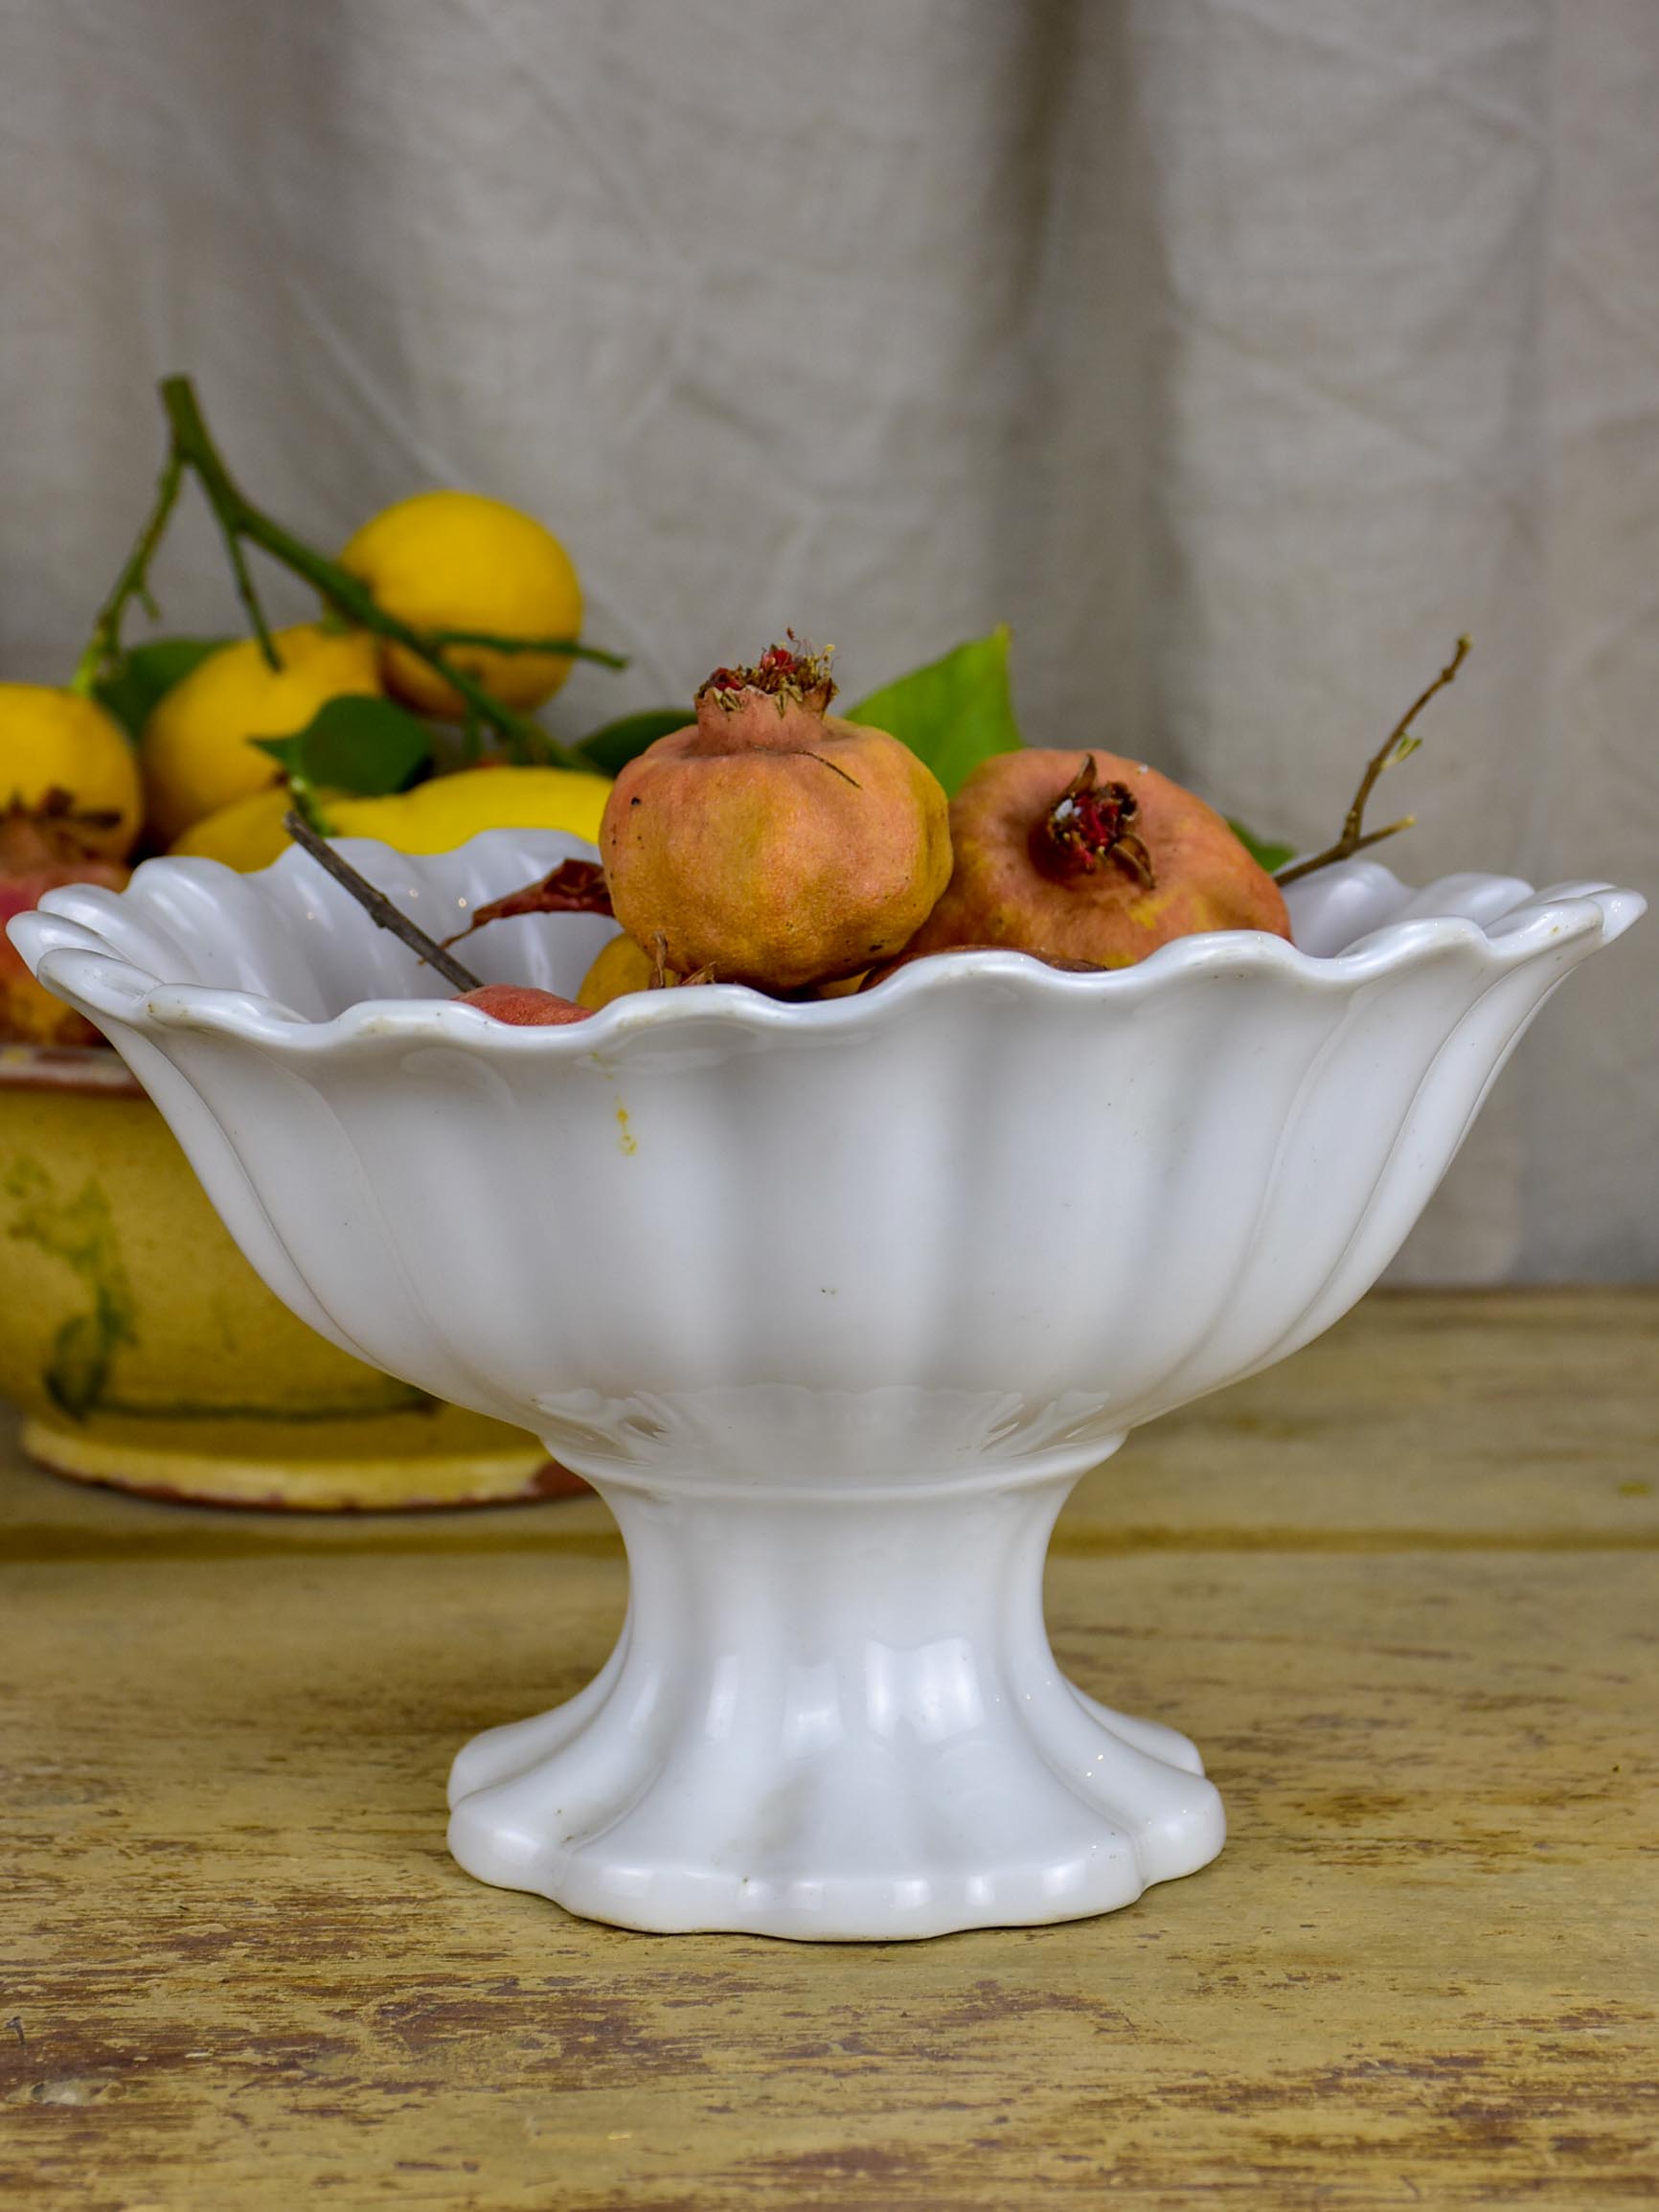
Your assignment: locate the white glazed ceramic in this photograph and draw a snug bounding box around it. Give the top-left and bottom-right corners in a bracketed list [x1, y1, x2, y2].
[11, 832, 1643, 1941]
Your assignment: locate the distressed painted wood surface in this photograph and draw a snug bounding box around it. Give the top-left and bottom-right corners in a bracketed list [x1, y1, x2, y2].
[2, 1289, 1655, 2210]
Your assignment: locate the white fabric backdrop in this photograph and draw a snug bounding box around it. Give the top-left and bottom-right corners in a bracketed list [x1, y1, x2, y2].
[3, 0, 1654, 1278]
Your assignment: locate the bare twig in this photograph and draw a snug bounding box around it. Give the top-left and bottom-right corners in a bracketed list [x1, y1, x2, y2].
[282, 810, 483, 992]
[1275, 636, 1471, 888]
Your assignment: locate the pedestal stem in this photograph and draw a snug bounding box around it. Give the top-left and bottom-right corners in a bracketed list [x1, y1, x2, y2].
[448, 1471, 1224, 1939]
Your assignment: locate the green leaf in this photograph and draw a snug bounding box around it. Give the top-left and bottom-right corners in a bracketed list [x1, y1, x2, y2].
[845, 627, 1021, 796]
[1227, 818, 1298, 876]
[94, 636, 227, 738]
[253, 695, 435, 797]
[576, 708, 689, 778]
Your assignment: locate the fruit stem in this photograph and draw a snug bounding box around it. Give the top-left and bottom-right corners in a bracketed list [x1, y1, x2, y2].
[71, 449, 187, 696]
[427, 627, 626, 669]
[75, 376, 626, 765]
[281, 810, 483, 992]
[160, 377, 618, 768]
[1275, 636, 1470, 887]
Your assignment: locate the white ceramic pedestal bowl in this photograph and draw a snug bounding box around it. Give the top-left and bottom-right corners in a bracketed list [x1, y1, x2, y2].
[12, 832, 1643, 1941]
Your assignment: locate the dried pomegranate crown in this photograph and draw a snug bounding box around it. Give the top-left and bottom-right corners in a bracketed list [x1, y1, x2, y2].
[1030, 755, 1156, 889]
[697, 635, 837, 713]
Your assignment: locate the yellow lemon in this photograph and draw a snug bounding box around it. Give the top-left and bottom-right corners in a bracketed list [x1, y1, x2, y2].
[140, 625, 382, 845]
[339, 491, 583, 719]
[172, 764, 613, 872]
[333, 765, 612, 853]
[577, 931, 658, 1010]
[0, 684, 143, 857]
[168, 785, 338, 873]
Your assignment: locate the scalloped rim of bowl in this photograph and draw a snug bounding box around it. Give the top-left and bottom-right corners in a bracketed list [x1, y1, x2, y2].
[9, 835, 1646, 1070]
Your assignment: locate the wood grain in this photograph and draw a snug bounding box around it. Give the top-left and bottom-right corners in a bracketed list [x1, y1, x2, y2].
[2, 1289, 1655, 2209]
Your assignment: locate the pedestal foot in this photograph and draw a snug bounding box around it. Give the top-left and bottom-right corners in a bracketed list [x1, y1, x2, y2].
[447, 1473, 1224, 1940]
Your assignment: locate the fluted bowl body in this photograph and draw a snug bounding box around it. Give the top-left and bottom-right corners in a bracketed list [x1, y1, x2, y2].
[10, 833, 1642, 1491]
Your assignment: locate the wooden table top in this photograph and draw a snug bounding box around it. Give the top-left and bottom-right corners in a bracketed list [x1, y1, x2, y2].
[3, 1288, 1655, 2210]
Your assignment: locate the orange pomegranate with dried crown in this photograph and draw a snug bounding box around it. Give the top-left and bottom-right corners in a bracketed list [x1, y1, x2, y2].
[903, 748, 1290, 969]
[600, 643, 952, 992]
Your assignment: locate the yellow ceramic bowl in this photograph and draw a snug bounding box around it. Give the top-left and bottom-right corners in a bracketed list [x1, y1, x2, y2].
[0, 1044, 570, 1510]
